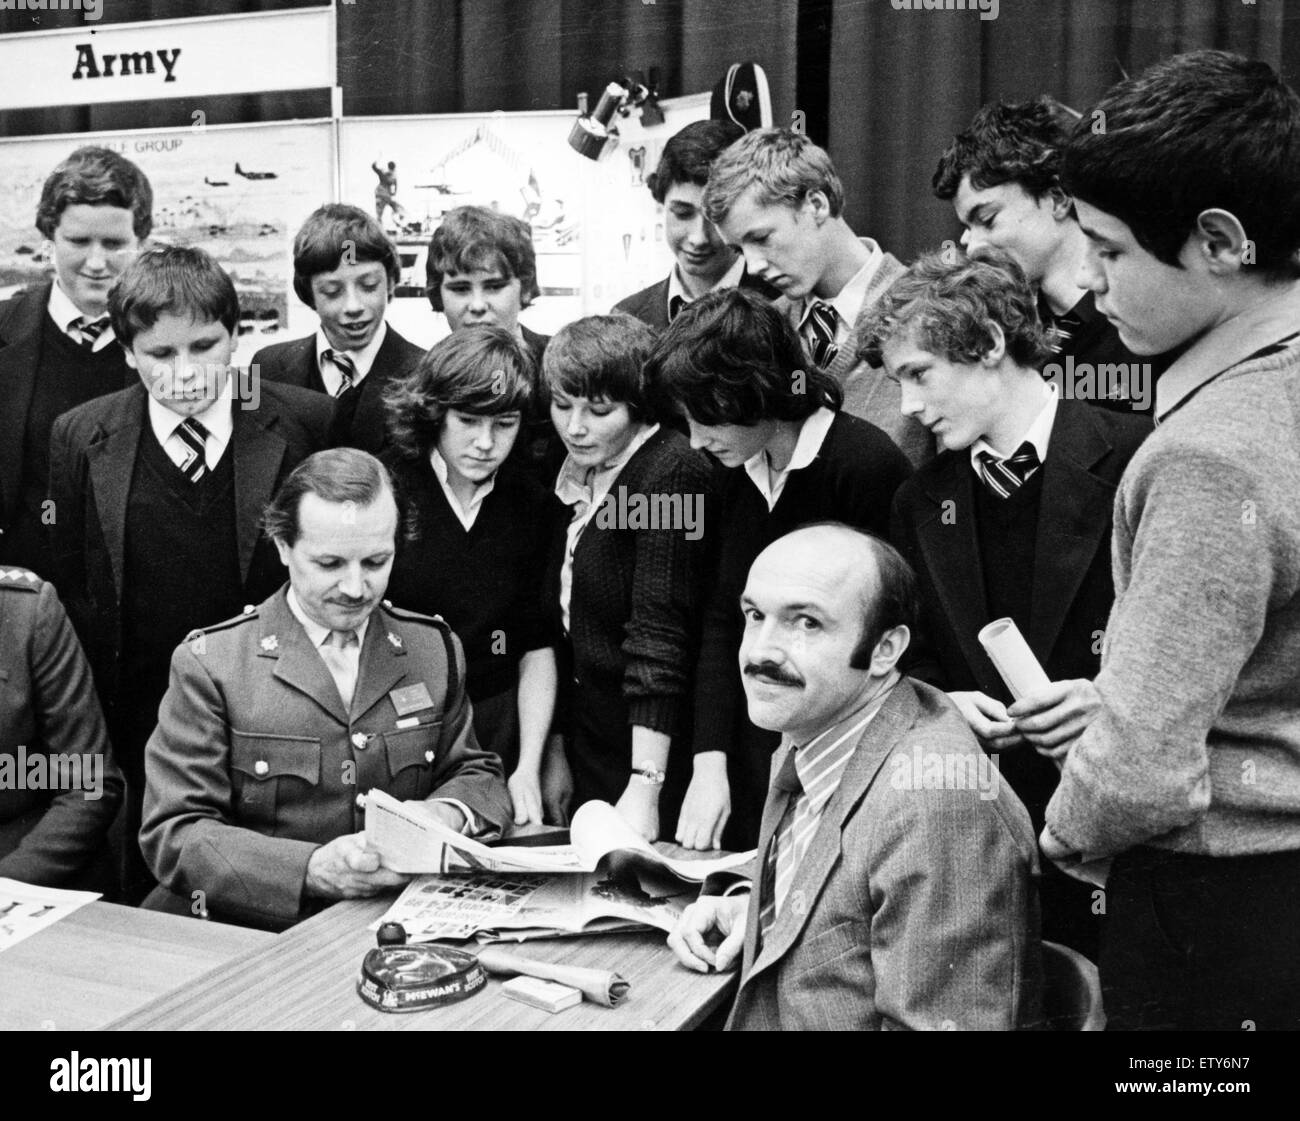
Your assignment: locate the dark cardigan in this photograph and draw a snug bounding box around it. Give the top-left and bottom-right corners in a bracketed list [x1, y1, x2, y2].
[384, 452, 561, 702]
[546, 426, 714, 739]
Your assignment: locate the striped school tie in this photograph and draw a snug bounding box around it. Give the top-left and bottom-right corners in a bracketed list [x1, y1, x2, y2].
[70, 315, 110, 349]
[175, 417, 209, 483]
[324, 349, 358, 396]
[976, 440, 1041, 498]
[802, 300, 840, 368]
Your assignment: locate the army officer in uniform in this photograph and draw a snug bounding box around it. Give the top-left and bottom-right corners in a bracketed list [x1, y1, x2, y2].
[140, 448, 512, 929]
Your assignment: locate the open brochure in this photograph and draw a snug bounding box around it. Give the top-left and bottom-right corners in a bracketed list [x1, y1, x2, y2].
[364, 789, 756, 881]
[372, 868, 696, 943]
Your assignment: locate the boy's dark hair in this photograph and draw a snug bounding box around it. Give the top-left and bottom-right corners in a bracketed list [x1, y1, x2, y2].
[858, 249, 1052, 371]
[263, 448, 396, 547]
[1063, 49, 1300, 278]
[292, 203, 400, 308]
[426, 206, 539, 310]
[646, 119, 745, 204]
[932, 96, 1073, 202]
[542, 313, 658, 422]
[108, 245, 239, 348]
[648, 287, 841, 425]
[385, 327, 535, 459]
[37, 146, 154, 240]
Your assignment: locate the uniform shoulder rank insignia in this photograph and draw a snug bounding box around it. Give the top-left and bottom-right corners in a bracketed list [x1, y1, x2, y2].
[382, 602, 448, 629]
[260, 635, 279, 652]
[0, 567, 41, 591]
[387, 631, 402, 649]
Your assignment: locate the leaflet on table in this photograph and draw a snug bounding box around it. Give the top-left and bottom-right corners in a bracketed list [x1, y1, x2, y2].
[0, 878, 100, 953]
[365, 789, 756, 880]
[372, 868, 695, 942]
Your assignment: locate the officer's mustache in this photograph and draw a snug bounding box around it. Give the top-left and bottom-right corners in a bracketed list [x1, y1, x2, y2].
[744, 660, 804, 687]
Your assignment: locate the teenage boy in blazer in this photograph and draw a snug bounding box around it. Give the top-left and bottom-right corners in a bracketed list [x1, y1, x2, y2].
[253, 204, 421, 455]
[614, 119, 777, 329]
[870, 251, 1149, 958]
[0, 147, 153, 579]
[703, 128, 933, 468]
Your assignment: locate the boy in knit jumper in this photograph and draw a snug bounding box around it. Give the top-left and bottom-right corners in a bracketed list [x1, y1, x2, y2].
[1040, 50, 1300, 1029]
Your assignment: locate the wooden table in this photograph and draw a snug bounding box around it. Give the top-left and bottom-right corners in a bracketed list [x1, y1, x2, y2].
[106, 895, 738, 1031]
[0, 901, 273, 1031]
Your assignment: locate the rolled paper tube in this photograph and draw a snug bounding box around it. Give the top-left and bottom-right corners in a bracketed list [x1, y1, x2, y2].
[476, 946, 630, 1007]
[977, 617, 1052, 701]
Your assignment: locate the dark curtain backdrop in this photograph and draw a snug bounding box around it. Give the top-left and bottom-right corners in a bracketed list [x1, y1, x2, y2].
[337, 0, 1299, 260]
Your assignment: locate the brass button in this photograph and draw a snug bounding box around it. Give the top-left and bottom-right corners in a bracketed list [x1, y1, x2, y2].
[424, 750, 434, 763]
[253, 760, 269, 777]
[355, 792, 367, 810]
[352, 733, 369, 750]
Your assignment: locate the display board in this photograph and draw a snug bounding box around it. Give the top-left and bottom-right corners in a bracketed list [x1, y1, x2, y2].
[338, 93, 710, 347]
[0, 119, 337, 364]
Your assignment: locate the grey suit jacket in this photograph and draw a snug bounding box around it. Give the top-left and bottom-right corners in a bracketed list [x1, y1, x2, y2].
[727, 678, 1042, 1031]
[787, 249, 935, 469]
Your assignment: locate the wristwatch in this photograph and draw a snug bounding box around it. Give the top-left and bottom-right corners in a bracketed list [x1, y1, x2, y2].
[632, 760, 666, 786]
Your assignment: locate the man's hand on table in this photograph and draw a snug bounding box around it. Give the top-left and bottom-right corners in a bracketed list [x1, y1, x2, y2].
[668, 894, 747, 973]
[304, 832, 411, 899]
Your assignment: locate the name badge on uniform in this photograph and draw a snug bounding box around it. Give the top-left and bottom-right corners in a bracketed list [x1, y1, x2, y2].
[389, 683, 434, 717]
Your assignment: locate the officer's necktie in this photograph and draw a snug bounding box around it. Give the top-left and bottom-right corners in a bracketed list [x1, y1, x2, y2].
[320, 628, 360, 710]
[802, 300, 840, 369]
[976, 440, 1041, 499]
[70, 315, 110, 350]
[324, 349, 358, 397]
[174, 417, 209, 483]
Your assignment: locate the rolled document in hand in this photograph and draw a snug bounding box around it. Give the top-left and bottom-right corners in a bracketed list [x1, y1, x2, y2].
[476, 946, 630, 1007]
[978, 617, 1052, 701]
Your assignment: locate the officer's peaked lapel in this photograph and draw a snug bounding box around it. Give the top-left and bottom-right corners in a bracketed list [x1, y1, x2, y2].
[260, 590, 350, 725]
[350, 610, 409, 721]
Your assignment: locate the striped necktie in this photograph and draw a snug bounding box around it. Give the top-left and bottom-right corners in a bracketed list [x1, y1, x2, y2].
[324, 349, 358, 397]
[70, 315, 110, 349]
[802, 300, 840, 368]
[758, 714, 866, 936]
[175, 417, 209, 483]
[976, 440, 1041, 498]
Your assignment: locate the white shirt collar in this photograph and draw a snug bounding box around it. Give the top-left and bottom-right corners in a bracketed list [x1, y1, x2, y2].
[430, 447, 496, 531]
[666, 255, 746, 317]
[969, 382, 1059, 474]
[743, 406, 836, 510]
[798, 238, 882, 337]
[286, 587, 372, 648]
[47, 280, 116, 351]
[146, 373, 236, 468]
[314, 320, 389, 388]
[554, 423, 660, 509]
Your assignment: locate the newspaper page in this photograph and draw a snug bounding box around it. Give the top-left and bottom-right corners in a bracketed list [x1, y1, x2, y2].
[0, 878, 100, 953]
[373, 867, 696, 942]
[365, 789, 755, 880]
